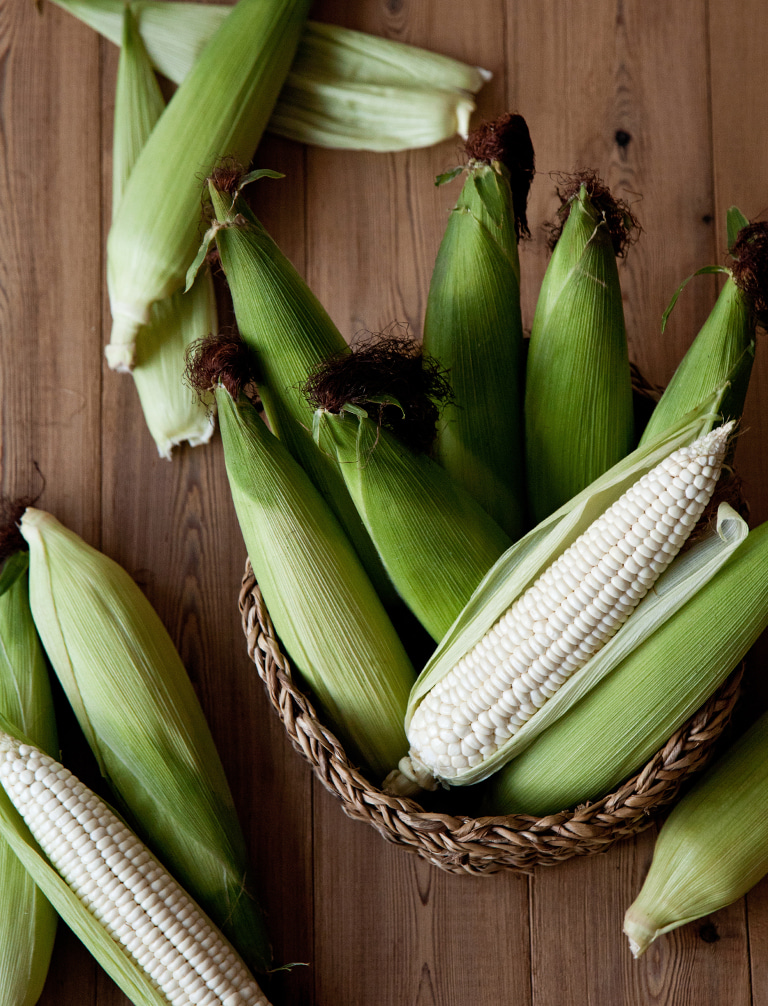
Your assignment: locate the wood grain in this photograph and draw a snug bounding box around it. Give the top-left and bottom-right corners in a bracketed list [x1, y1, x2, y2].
[2, 0, 768, 1004]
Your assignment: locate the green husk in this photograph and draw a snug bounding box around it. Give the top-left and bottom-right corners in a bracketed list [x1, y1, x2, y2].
[525, 179, 635, 523]
[484, 516, 768, 817]
[214, 387, 415, 780]
[115, 5, 216, 457]
[201, 176, 395, 605]
[423, 119, 531, 539]
[105, 0, 310, 370]
[314, 406, 512, 642]
[19, 508, 271, 974]
[624, 707, 768, 958]
[639, 207, 756, 446]
[51, 1, 488, 150]
[391, 392, 726, 792]
[0, 555, 58, 1006]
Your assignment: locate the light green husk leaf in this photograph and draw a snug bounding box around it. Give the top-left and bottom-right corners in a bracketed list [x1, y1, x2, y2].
[106, 0, 310, 370]
[204, 178, 395, 605]
[624, 705, 768, 958]
[525, 181, 635, 523]
[0, 556, 58, 1006]
[640, 207, 756, 446]
[487, 518, 768, 817]
[115, 5, 216, 457]
[0, 714, 177, 1006]
[314, 407, 512, 642]
[423, 159, 526, 538]
[402, 393, 726, 787]
[19, 508, 271, 973]
[51, 1, 488, 149]
[215, 387, 415, 781]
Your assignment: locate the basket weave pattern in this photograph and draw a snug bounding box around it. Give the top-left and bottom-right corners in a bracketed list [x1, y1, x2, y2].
[239, 563, 742, 874]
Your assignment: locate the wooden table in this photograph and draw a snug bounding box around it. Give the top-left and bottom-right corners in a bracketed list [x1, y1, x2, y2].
[5, 1, 768, 1003]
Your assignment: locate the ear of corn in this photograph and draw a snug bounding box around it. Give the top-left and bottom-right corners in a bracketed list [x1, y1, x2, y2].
[115, 4, 216, 458]
[0, 554, 58, 1006]
[502, 515, 768, 817]
[18, 508, 271, 974]
[204, 177, 395, 606]
[422, 118, 531, 539]
[313, 406, 512, 642]
[484, 512, 768, 817]
[639, 207, 756, 446]
[214, 385, 416, 780]
[624, 707, 768, 958]
[387, 397, 730, 793]
[52, 1, 488, 150]
[105, 0, 310, 371]
[525, 180, 635, 523]
[0, 718, 270, 1006]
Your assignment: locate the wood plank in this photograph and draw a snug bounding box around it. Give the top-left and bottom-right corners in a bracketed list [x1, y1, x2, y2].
[0, 1, 104, 1002]
[313, 785, 532, 1006]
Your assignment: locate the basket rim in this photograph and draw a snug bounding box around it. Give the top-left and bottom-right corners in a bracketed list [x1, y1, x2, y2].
[239, 562, 743, 875]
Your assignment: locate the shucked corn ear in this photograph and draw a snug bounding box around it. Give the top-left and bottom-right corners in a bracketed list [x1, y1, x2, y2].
[311, 396, 512, 643]
[193, 345, 415, 779]
[624, 702, 768, 958]
[422, 114, 533, 539]
[0, 720, 269, 1006]
[639, 207, 763, 446]
[52, 1, 488, 150]
[115, 5, 217, 458]
[105, 0, 310, 371]
[198, 173, 394, 605]
[525, 175, 635, 523]
[388, 416, 734, 794]
[0, 553, 58, 1006]
[18, 507, 271, 974]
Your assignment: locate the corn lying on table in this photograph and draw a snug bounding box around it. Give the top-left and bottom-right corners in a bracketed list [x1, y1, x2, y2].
[391, 422, 733, 792]
[0, 727, 269, 1006]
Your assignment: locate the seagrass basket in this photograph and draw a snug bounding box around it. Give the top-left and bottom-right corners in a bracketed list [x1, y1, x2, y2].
[239, 565, 743, 875]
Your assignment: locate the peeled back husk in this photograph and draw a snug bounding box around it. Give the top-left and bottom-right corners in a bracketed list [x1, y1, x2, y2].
[484, 510, 766, 816]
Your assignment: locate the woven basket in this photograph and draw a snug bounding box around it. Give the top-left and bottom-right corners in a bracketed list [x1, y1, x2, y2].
[239, 564, 743, 874]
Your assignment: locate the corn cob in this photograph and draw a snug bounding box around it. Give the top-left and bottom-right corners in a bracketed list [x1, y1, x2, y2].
[422, 114, 533, 539]
[624, 706, 768, 958]
[51, 1, 488, 150]
[485, 512, 768, 817]
[0, 549, 58, 1006]
[525, 174, 636, 523]
[105, 0, 310, 371]
[639, 209, 767, 446]
[308, 340, 513, 641]
[114, 4, 216, 457]
[390, 422, 733, 793]
[0, 724, 269, 1006]
[188, 335, 416, 779]
[19, 507, 271, 974]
